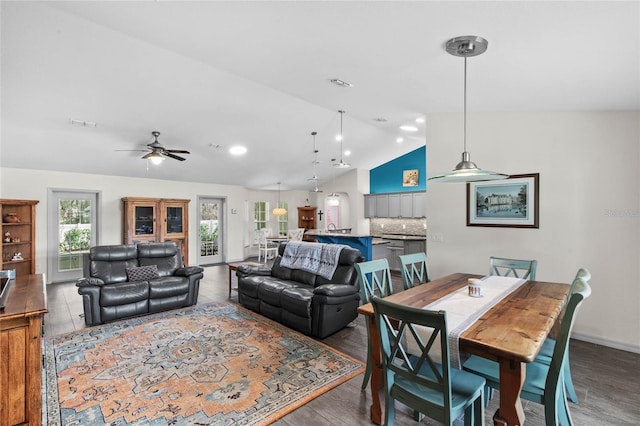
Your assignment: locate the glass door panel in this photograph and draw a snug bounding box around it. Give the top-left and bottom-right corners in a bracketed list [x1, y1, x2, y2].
[198, 197, 223, 265]
[165, 206, 183, 234]
[134, 205, 155, 236]
[48, 190, 99, 283]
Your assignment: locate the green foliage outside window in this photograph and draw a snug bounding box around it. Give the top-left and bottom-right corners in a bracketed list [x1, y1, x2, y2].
[59, 228, 91, 252]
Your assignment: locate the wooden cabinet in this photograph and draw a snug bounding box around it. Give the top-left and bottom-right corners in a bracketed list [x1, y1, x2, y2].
[1, 200, 38, 276]
[0, 273, 47, 426]
[122, 197, 190, 265]
[297, 206, 317, 231]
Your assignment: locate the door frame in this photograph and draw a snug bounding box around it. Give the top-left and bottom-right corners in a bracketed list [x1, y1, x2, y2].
[197, 196, 226, 266]
[47, 189, 101, 284]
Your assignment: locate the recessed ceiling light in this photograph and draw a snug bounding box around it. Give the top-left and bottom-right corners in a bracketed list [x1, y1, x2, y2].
[396, 137, 404, 143]
[335, 134, 343, 142]
[229, 146, 247, 155]
[415, 117, 425, 123]
[400, 125, 419, 132]
[329, 78, 353, 88]
[344, 150, 351, 156]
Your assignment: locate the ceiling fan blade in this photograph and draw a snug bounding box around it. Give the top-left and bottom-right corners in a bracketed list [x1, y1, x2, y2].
[141, 152, 155, 159]
[115, 149, 149, 152]
[164, 152, 186, 161]
[165, 149, 190, 154]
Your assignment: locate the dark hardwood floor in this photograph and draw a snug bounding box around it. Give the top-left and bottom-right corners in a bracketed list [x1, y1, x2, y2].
[45, 264, 640, 425]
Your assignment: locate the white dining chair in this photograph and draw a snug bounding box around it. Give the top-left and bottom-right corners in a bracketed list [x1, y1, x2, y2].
[287, 228, 304, 241]
[257, 228, 278, 263]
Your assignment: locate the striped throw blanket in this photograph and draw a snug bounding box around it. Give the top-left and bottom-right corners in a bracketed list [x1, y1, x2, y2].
[280, 242, 346, 280]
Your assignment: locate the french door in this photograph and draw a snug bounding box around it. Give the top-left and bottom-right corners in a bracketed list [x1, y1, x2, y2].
[47, 190, 100, 283]
[197, 197, 224, 265]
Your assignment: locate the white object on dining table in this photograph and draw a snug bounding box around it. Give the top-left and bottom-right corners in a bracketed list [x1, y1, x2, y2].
[468, 278, 483, 297]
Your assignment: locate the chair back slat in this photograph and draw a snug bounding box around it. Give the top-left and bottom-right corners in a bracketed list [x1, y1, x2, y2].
[399, 252, 430, 290]
[355, 259, 393, 303]
[489, 256, 537, 280]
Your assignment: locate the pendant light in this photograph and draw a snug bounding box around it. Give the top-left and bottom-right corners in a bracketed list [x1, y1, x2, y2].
[307, 131, 322, 191]
[333, 110, 350, 168]
[272, 182, 287, 216]
[428, 36, 508, 183]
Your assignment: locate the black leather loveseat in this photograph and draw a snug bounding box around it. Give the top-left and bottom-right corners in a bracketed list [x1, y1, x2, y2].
[236, 242, 364, 339]
[76, 242, 204, 326]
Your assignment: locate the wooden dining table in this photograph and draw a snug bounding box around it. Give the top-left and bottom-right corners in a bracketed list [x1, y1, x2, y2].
[357, 272, 570, 426]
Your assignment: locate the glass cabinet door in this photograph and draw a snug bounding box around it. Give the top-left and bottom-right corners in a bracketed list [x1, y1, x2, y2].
[134, 205, 155, 236]
[165, 206, 183, 234]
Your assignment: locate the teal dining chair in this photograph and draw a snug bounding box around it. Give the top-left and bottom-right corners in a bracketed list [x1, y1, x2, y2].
[398, 252, 430, 290]
[489, 256, 537, 280]
[463, 270, 592, 426]
[371, 296, 485, 426]
[536, 268, 591, 404]
[355, 259, 394, 390]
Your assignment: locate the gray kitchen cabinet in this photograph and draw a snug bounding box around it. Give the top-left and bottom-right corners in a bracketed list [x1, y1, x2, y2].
[412, 192, 427, 217]
[388, 194, 400, 217]
[404, 239, 426, 256]
[364, 195, 376, 218]
[375, 194, 389, 218]
[400, 193, 414, 217]
[365, 191, 426, 218]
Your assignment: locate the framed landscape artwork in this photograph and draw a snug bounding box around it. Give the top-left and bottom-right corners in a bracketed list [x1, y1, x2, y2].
[466, 173, 539, 228]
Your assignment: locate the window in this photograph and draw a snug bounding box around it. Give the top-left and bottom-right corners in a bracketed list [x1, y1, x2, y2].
[253, 201, 267, 243]
[276, 202, 288, 236]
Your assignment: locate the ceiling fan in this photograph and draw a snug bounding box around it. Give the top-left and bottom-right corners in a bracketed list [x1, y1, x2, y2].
[120, 131, 190, 163]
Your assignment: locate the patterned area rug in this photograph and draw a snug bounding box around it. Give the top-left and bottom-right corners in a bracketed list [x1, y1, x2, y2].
[44, 302, 364, 425]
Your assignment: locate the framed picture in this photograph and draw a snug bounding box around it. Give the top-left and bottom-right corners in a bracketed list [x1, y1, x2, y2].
[467, 173, 539, 228]
[403, 169, 419, 187]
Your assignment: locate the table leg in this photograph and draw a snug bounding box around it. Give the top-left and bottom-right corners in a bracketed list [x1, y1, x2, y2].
[494, 359, 526, 426]
[366, 315, 384, 425]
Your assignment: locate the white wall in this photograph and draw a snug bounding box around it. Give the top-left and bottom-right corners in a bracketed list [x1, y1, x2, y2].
[426, 111, 640, 353]
[0, 168, 308, 272]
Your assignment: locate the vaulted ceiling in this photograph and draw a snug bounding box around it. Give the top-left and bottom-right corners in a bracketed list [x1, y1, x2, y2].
[1, 1, 637, 191]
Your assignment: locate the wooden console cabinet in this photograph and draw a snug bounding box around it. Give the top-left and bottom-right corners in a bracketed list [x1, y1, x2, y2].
[1, 199, 38, 276]
[122, 197, 190, 265]
[0, 273, 47, 426]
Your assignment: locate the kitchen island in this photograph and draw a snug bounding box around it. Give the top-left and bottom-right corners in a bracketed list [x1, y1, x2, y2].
[305, 230, 379, 261]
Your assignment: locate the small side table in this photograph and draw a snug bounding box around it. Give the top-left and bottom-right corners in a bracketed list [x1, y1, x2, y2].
[227, 261, 262, 297]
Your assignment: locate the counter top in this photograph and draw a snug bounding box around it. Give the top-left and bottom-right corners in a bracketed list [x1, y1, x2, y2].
[373, 234, 427, 241]
[306, 230, 372, 238]
[306, 230, 426, 241]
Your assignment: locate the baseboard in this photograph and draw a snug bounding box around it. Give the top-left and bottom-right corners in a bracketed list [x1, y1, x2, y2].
[572, 332, 640, 354]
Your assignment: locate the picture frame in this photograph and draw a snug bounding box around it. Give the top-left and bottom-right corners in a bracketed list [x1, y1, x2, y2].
[467, 173, 539, 228]
[403, 169, 419, 187]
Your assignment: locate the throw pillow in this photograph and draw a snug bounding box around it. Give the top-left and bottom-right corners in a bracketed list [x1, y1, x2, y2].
[126, 265, 159, 282]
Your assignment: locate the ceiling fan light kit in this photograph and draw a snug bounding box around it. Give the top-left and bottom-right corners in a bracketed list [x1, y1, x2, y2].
[428, 35, 508, 183]
[128, 131, 191, 165]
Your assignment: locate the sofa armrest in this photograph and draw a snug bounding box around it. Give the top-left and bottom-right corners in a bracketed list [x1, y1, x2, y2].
[314, 283, 358, 298]
[236, 264, 272, 278]
[175, 266, 204, 277]
[76, 277, 105, 287]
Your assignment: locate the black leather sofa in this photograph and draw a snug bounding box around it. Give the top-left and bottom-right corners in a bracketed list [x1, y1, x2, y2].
[236, 242, 364, 339]
[76, 242, 204, 326]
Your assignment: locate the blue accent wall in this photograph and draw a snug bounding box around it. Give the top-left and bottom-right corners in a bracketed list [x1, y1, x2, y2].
[370, 146, 426, 194]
